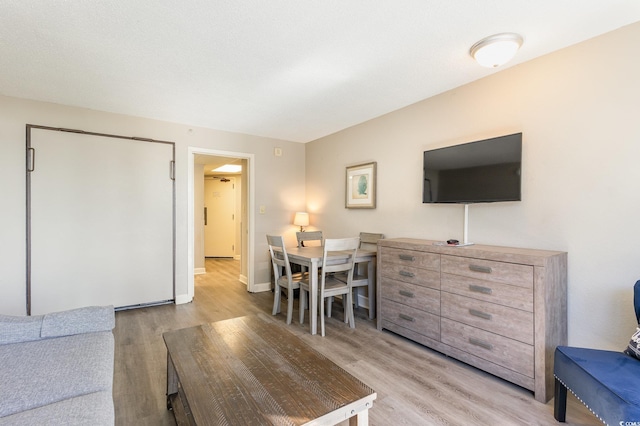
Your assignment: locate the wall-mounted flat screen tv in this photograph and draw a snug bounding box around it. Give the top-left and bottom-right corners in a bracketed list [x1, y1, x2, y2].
[423, 132, 522, 203]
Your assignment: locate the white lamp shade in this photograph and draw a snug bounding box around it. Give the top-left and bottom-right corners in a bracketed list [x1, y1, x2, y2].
[470, 33, 523, 68]
[293, 212, 309, 227]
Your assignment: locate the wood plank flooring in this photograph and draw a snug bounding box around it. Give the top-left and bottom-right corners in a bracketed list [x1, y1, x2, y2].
[114, 258, 598, 425]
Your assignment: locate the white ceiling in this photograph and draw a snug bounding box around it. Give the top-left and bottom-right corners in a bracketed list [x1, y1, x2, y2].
[1, 1, 639, 143]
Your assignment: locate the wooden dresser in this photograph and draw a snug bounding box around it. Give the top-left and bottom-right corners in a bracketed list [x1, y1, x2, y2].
[376, 238, 567, 402]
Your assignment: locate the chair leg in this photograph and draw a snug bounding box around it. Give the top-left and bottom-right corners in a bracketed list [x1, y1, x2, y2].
[272, 286, 281, 315]
[554, 378, 567, 422]
[286, 287, 294, 325]
[353, 265, 360, 308]
[327, 296, 332, 317]
[320, 293, 326, 337]
[299, 289, 306, 324]
[346, 291, 355, 328]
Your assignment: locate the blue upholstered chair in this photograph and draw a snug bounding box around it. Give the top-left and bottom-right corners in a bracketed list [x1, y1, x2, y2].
[554, 280, 640, 424]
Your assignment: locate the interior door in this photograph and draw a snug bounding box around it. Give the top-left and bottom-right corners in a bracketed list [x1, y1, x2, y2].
[204, 177, 235, 257]
[27, 126, 175, 315]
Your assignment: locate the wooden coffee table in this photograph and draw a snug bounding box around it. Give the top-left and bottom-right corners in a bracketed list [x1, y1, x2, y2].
[163, 315, 376, 425]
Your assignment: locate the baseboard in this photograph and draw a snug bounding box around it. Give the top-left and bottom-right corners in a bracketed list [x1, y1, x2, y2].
[194, 267, 206, 275]
[175, 294, 193, 305]
[239, 274, 247, 285]
[234, 255, 241, 261]
[251, 281, 272, 293]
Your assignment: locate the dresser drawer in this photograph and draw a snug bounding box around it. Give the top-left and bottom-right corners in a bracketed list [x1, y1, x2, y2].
[441, 255, 533, 288]
[380, 247, 440, 271]
[381, 278, 440, 315]
[380, 299, 440, 341]
[441, 273, 533, 312]
[381, 264, 440, 289]
[441, 318, 534, 377]
[441, 292, 533, 345]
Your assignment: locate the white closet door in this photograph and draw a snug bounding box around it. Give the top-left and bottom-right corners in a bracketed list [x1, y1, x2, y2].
[29, 128, 174, 315]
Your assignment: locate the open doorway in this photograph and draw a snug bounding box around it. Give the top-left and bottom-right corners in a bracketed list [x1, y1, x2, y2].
[187, 148, 255, 302]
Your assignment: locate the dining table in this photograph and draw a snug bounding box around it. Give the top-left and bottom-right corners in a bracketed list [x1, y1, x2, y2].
[285, 246, 377, 335]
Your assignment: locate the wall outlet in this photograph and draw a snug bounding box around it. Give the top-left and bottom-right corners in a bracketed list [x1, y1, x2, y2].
[274, 147, 282, 157]
[259, 205, 266, 214]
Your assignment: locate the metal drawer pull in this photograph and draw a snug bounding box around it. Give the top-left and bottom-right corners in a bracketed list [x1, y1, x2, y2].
[399, 314, 415, 322]
[469, 338, 493, 350]
[399, 290, 415, 298]
[399, 270, 415, 278]
[469, 264, 492, 274]
[469, 284, 492, 295]
[469, 309, 492, 320]
[399, 254, 416, 261]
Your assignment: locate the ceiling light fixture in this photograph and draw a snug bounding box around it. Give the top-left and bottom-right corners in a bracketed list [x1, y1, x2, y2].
[470, 33, 523, 68]
[212, 164, 242, 173]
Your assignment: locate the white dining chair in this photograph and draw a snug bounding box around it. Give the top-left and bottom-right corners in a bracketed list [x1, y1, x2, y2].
[267, 234, 303, 325]
[296, 230, 324, 275]
[335, 232, 383, 319]
[299, 237, 359, 336]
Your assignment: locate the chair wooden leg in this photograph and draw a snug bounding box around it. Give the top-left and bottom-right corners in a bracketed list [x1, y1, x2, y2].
[327, 296, 332, 317]
[272, 286, 281, 315]
[554, 378, 567, 422]
[320, 292, 326, 337]
[346, 291, 355, 328]
[299, 289, 306, 324]
[286, 287, 294, 325]
[367, 282, 375, 320]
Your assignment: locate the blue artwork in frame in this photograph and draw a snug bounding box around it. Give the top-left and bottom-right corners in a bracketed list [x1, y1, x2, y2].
[345, 162, 376, 209]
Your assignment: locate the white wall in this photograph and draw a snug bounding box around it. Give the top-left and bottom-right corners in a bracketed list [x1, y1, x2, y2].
[306, 22, 640, 350]
[0, 96, 306, 315]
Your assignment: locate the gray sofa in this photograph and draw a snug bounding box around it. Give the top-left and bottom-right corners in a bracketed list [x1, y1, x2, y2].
[0, 306, 115, 425]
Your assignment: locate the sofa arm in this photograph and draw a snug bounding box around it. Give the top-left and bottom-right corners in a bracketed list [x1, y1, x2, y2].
[0, 306, 115, 345]
[0, 315, 44, 345]
[41, 306, 115, 338]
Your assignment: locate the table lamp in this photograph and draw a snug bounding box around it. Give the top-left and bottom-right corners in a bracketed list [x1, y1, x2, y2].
[293, 212, 309, 232]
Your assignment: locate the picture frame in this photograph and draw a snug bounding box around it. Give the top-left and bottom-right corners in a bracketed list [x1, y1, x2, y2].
[345, 162, 376, 209]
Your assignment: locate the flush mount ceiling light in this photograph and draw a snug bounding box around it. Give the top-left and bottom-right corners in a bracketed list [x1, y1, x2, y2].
[212, 164, 242, 173]
[470, 33, 523, 68]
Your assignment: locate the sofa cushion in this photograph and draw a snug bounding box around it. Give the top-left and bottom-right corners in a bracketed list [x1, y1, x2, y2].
[0, 314, 43, 345]
[0, 391, 113, 426]
[41, 305, 115, 338]
[0, 331, 114, 418]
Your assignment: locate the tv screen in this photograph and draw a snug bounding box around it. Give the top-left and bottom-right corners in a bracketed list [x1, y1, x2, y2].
[423, 133, 522, 203]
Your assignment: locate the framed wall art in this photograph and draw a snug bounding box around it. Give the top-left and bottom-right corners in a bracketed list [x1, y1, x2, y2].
[345, 162, 376, 209]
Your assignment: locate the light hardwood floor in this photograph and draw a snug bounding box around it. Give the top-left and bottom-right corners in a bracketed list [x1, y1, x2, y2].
[114, 258, 598, 425]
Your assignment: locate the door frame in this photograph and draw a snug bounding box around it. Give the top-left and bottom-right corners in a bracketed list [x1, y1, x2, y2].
[187, 147, 255, 299]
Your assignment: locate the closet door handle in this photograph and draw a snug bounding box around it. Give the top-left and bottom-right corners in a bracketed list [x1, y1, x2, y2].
[399, 270, 415, 278]
[399, 290, 415, 298]
[204, 207, 207, 226]
[399, 254, 415, 261]
[27, 147, 35, 172]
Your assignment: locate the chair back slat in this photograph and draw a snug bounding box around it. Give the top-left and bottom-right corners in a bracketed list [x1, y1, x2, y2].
[321, 237, 360, 276]
[296, 231, 323, 247]
[266, 235, 292, 280]
[359, 232, 384, 251]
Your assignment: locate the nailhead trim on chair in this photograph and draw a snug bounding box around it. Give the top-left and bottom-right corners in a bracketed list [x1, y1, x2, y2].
[554, 374, 607, 425]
